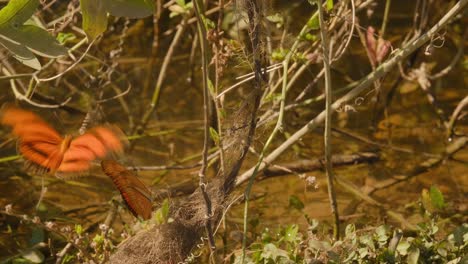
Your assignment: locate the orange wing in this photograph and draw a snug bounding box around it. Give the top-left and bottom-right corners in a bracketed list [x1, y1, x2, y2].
[1, 105, 127, 176]
[101, 160, 153, 220]
[1, 104, 64, 173]
[57, 126, 127, 174]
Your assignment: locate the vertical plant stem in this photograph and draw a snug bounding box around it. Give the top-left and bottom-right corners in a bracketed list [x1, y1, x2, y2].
[193, 0, 216, 252]
[142, 0, 162, 102]
[242, 4, 321, 262]
[136, 19, 187, 133]
[314, 0, 340, 239]
[214, 0, 226, 175]
[380, 0, 392, 38]
[241, 0, 267, 262]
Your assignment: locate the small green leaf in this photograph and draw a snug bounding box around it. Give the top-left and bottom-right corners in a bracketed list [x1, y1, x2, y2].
[93, 234, 104, 246]
[429, 186, 445, 210]
[20, 249, 44, 263]
[345, 224, 355, 238]
[104, 0, 154, 19]
[396, 240, 411, 256]
[326, 0, 334, 11]
[80, 0, 107, 40]
[288, 195, 304, 211]
[0, 0, 39, 29]
[154, 199, 170, 224]
[207, 78, 214, 94]
[56, 32, 76, 44]
[1, 25, 67, 57]
[283, 224, 299, 242]
[261, 243, 288, 260]
[452, 225, 467, 247]
[75, 224, 83, 236]
[0, 36, 40, 69]
[209, 127, 220, 145]
[407, 247, 420, 264]
[202, 16, 215, 30]
[168, 4, 186, 16]
[266, 13, 283, 25]
[307, 14, 319, 30]
[29, 228, 44, 246]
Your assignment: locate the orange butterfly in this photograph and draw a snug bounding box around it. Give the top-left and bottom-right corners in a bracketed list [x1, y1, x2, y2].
[0, 105, 127, 176]
[101, 160, 153, 220]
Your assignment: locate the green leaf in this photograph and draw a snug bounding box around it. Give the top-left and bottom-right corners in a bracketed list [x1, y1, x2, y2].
[261, 243, 288, 261]
[1, 25, 67, 57]
[209, 127, 220, 145]
[266, 13, 283, 24]
[168, 4, 186, 16]
[407, 247, 420, 264]
[0, 36, 40, 69]
[396, 240, 411, 256]
[452, 225, 467, 247]
[326, 0, 334, 11]
[283, 224, 299, 242]
[75, 224, 84, 236]
[429, 186, 445, 210]
[56, 32, 76, 44]
[104, 0, 154, 19]
[154, 199, 170, 224]
[202, 16, 215, 30]
[288, 195, 304, 211]
[20, 249, 44, 263]
[307, 14, 319, 30]
[345, 224, 355, 238]
[80, 0, 107, 40]
[0, 0, 39, 29]
[207, 78, 214, 94]
[29, 228, 44, 246]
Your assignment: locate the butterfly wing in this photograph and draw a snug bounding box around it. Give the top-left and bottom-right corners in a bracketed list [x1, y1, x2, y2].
[57, 126, 127, 174]
[101, 160, 152, 220]
[1, 105, 64, 173]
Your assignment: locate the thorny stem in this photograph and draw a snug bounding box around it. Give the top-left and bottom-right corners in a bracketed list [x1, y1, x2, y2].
[237, 0, 468, 185]
[315, 0, 340, 240]
[193, 0, 216, 252]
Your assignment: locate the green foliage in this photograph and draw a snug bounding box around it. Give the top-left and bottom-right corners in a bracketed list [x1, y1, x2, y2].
[428, 186, 445, 210]
[288, 195, 304, 211]
[56, 32, 76, 44]
[154, 199, 170, 224]
[307, 14, 319, 30]
[0, 0, 67, 69]
[168, 0, 193, 18]
[266, 13, 284, 28]
[80, 0, 107, 40]
[421, 186, 446, 214]
[326, 0, 334, 11]
[234, 221, 467, 263]
[105, 0, 154, 19]
[80, 0, 154, 39]
[271, 48, 288, 62]
[209, 127, 220, 146]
